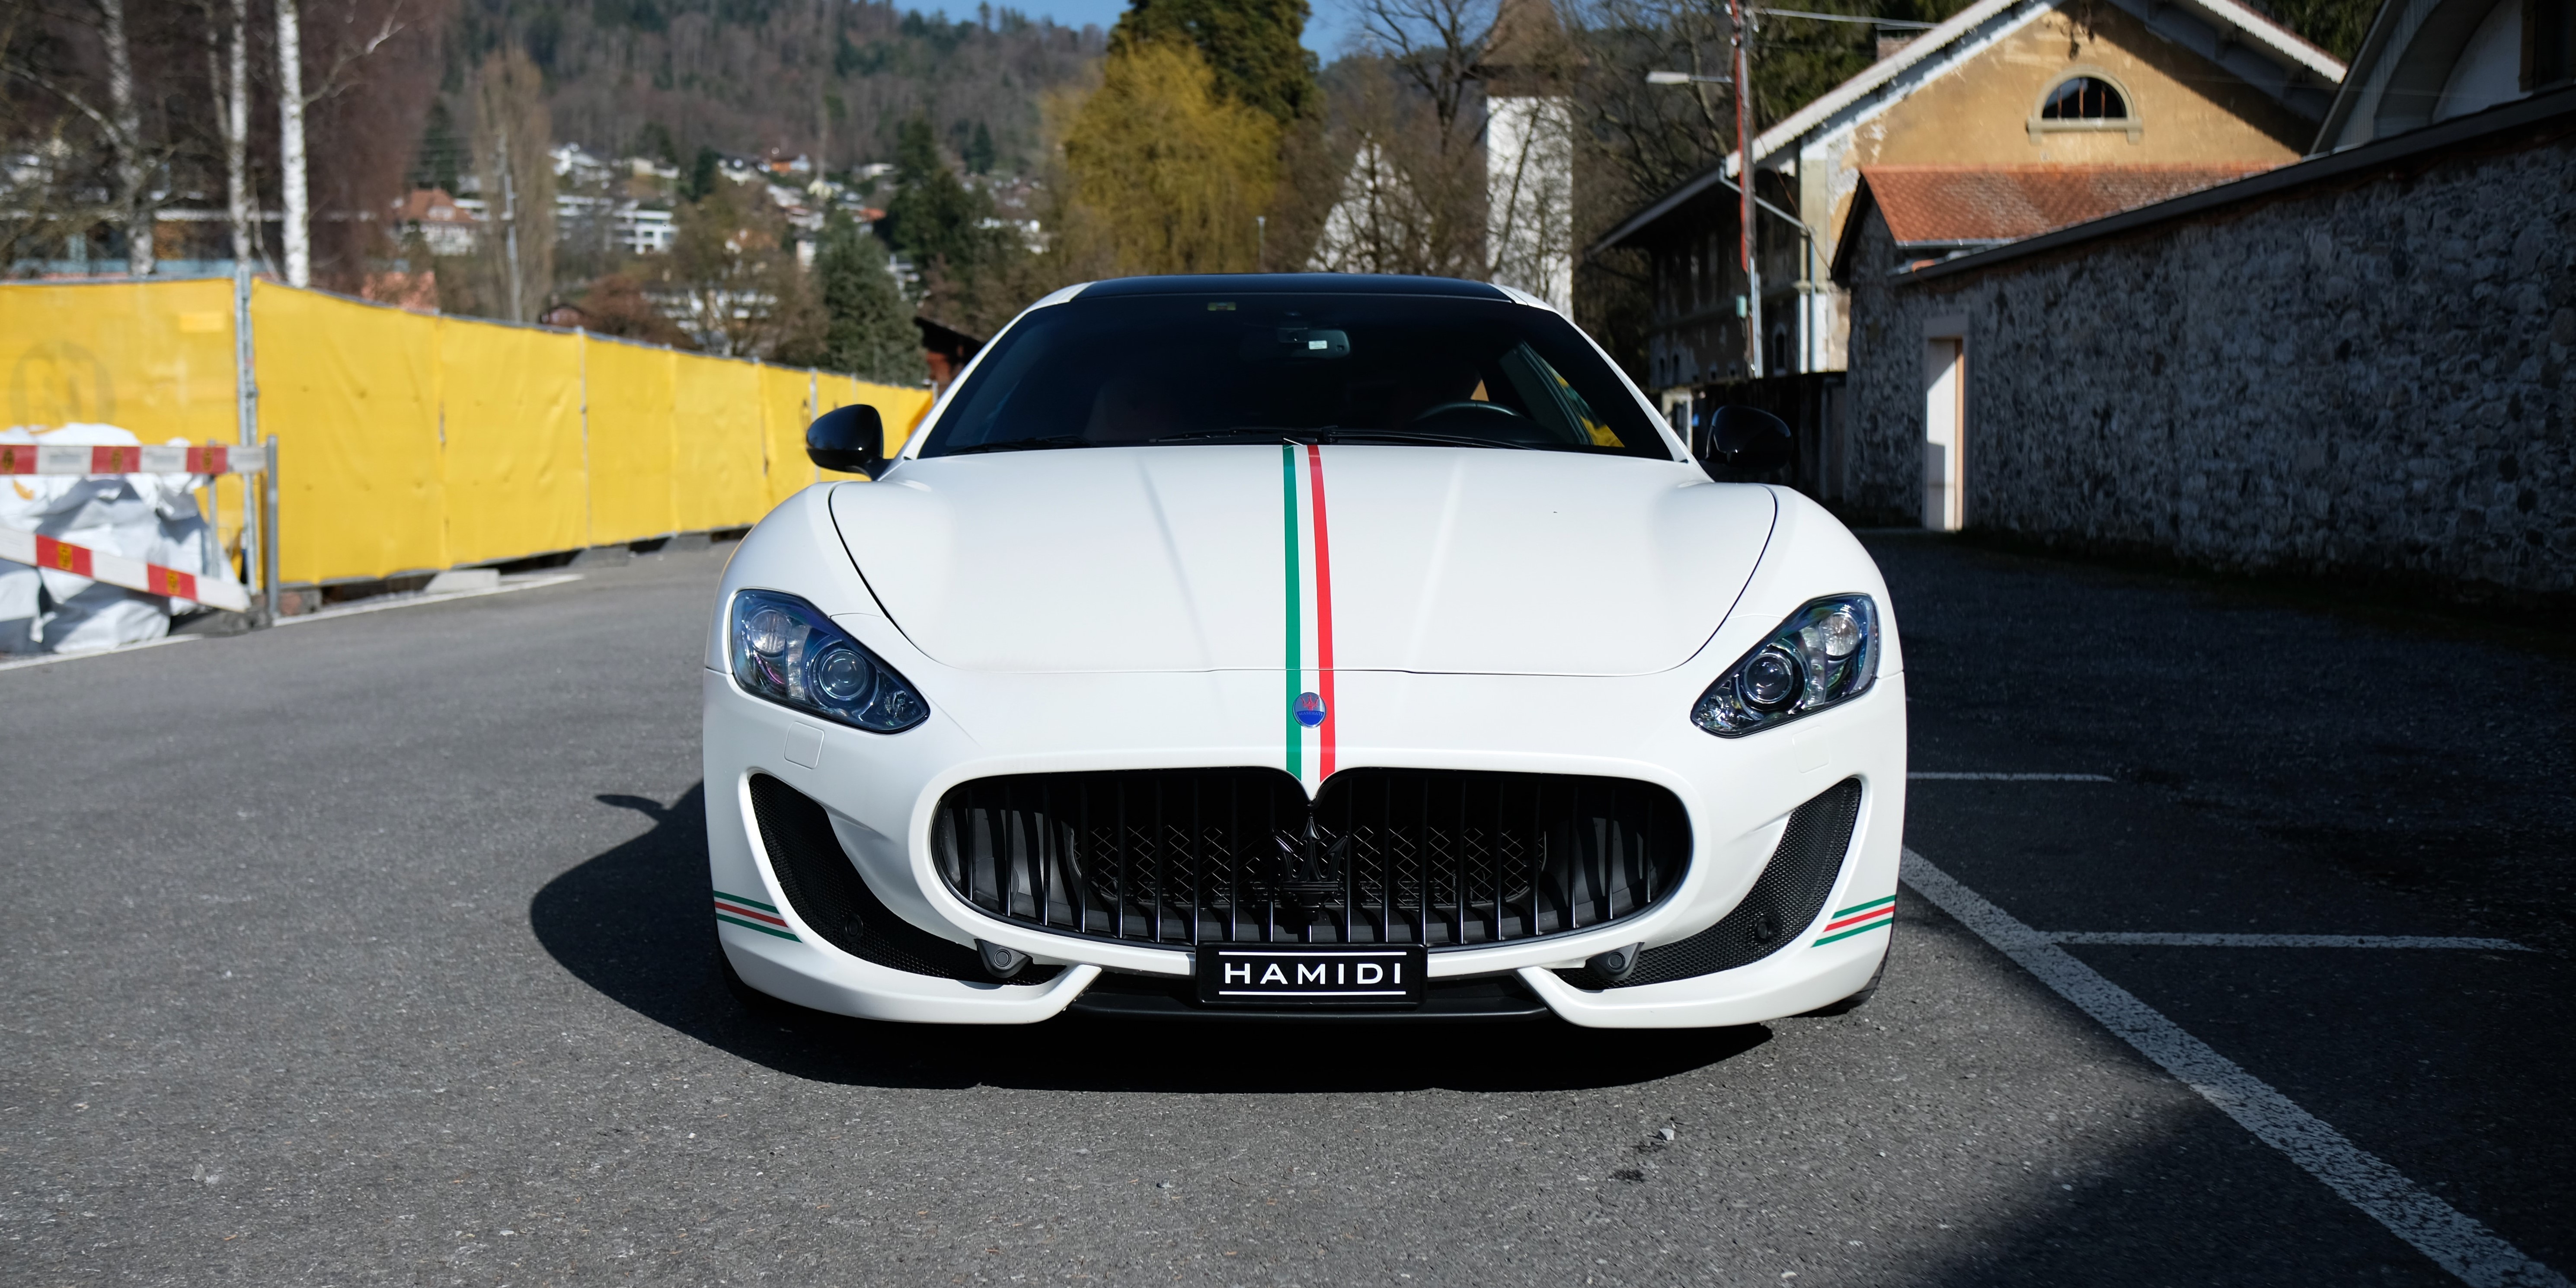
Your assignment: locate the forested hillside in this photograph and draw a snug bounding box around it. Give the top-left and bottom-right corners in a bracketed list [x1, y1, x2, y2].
[437, 0, 1104, 173]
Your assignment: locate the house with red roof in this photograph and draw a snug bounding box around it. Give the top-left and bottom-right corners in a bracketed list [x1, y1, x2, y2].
[1589, 0, 2344, 403]
[1814, 0, 2573, 600]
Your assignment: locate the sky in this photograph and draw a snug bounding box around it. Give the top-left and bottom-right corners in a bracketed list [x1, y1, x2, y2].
[1007, 0, 1365, 56]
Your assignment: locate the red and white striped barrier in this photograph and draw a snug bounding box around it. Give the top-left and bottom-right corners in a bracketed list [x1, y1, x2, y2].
[0, 441, 273, 477]
[0, 529, 251, 613]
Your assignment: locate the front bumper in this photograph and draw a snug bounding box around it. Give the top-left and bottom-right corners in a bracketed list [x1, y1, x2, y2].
[703, 649, 1907, 1028]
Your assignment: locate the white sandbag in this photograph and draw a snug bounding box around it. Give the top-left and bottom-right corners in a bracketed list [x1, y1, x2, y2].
[0, 423, 221, 654]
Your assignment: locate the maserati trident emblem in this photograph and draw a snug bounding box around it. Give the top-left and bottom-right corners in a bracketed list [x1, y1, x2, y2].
[1294, 691, 1326, 728]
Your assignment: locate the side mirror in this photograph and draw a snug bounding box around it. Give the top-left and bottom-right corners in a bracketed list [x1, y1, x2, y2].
[806, 403, 888, 476]
[1700, 405, 1793, 475]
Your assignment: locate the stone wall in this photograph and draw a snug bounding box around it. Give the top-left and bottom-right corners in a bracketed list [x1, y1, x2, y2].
[1838, 123, 2576, 600]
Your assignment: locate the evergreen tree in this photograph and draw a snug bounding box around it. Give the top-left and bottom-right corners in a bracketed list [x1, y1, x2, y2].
[684, 145, 721, 201]
[881, 115, 996, 278]
[966, 121, 997, 174]
[813, 213, 928, 385]
[1109, 0, 1319, 125]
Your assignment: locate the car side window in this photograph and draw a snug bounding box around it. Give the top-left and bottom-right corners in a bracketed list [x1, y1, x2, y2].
[1495, 345, 1626, 449]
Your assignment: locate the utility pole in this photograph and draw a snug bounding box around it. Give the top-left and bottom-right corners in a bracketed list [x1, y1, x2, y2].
[277, 0, 310, 287]
[1730, 0, 1761, 378]
[497, 125, 524, 321]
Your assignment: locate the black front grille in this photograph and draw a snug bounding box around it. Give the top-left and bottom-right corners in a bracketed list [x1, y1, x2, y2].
[1558, 777, 1863, 989]
[931, 768, 1690, 948]
[747, 773, 1059, 984]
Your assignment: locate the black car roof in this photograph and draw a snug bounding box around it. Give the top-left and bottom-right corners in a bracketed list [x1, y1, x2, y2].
[1074, 273, 1514, 300]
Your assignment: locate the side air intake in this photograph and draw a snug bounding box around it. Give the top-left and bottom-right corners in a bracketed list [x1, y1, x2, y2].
[1557, 777, 1863, 990]
[745, 774, 1059, 985]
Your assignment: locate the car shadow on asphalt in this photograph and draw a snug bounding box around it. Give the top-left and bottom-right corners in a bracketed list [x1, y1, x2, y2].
[533, 783, 1771, 1093]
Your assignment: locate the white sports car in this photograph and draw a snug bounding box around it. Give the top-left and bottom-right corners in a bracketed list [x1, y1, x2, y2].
[701, 274, 1905, 1027]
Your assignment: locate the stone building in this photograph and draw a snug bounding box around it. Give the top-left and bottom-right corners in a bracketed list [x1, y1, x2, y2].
[1590, 0, 2342, 398]
[1829, 0, 2575, 598]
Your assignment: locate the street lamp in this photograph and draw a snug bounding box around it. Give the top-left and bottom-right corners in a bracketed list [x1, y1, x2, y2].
[1651, 10, 1941, 384]
[1643, 1, 1761, 377]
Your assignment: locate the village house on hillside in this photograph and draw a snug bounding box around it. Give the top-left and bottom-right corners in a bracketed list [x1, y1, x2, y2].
[1591, 0, 2345, 401]
[1828, 0, 2575, 601]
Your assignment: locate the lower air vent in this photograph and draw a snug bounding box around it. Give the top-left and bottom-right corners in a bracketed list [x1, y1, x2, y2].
[931, 767, 1690, 948]
[1559, 777, 1863, 990]
[745, 774, 1059, 985]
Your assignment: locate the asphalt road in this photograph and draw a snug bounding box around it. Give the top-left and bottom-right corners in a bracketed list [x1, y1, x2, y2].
[5, 534, 2569, 1287]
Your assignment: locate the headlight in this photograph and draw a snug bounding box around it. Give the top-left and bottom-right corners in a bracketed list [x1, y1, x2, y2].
[1691, 595, 1878, 737]
[729, 589, 929, 733]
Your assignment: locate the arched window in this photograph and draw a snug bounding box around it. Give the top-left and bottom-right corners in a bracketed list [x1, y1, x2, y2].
[2029, 71, 2141, 142]
[2042, 76, 2129, 119]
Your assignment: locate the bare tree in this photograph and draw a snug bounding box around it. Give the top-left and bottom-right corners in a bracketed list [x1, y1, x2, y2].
[1309, 0, 1581, 297]
[202, 0, 253, 265]
[472, 48, 555, 322]
[276, 0, 305, 283]
[2, 0, 165, 275]
[1569, 0, 1737, 198]
[96, 0, 147, 273]
[278, 0, 409, 287]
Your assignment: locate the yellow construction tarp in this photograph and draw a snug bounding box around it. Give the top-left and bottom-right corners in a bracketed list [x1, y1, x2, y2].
[3, 278, 236, 439]
[758, 362, 821, 508]
[249, 281, 446, 583]
[437, 317, 587, 566]
[4, 278, 247, 556]
[2, 278, 933, 585]
[583, 336, 678, 545]
[671, 351, 767, 535]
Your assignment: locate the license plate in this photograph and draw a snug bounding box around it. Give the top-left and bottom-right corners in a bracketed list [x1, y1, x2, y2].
[1195, 945, 1428, 1007]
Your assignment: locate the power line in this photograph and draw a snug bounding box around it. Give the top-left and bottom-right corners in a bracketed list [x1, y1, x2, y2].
[1756, 8, 1940, 27]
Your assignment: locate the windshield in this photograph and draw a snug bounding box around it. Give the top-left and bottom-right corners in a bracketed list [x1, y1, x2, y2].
[917, 291, 1671, 459]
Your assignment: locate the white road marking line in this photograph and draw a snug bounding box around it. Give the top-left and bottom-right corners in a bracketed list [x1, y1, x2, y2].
[274, 573, 583, 626]
[2049, 932, 2532, 951]
[1909, 772, 2116, 781]
[1901, 847, 2569, 1288]
[0, 633, 201, 672]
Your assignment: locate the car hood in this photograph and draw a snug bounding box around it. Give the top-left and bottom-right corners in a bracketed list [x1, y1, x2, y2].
[827, 445, 1775, 677]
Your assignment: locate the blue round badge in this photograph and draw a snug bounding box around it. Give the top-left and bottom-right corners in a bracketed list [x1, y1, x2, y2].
[1294, 692, 1326, 728]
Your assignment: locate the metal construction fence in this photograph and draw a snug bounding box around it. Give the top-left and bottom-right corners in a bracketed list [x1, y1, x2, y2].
[1, 275, 933, 593]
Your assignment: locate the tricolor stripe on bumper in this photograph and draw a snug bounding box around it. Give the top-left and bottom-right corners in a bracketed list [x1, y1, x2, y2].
[1813, 895, 1895, 945]
[713, 889, 796, 940]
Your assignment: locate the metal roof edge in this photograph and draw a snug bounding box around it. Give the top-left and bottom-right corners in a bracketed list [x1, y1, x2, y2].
[1896, 85, 2576, 287]
[1588, 0, 2038, 255]
[2313, 0, 2419, 151]
[2173, 0, 2348, 81]
[1588, 0, 2335, 255]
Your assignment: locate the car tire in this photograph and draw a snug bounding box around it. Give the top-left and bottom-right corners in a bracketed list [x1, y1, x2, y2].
[1800, 941, 1889, 1017]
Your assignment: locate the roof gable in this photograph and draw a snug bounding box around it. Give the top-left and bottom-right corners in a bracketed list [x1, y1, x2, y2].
[1592, 0, 2344, 253]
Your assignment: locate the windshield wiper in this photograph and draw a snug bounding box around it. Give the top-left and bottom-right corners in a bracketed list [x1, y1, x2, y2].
[1143, 428, 1533, 450]
[1143, 428, 1295, 444]
[946, 435, 1097, 455]
[1318, 429, 1531, 450]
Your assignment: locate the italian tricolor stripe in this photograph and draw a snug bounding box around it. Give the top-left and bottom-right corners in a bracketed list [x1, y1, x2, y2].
[1304, 443, 1339, 781]
[1281, 443, 1340, 787]
[1281, 446, 1303, 780]
[1814, 895, 1895, 945]
[713, 889, 796, 940]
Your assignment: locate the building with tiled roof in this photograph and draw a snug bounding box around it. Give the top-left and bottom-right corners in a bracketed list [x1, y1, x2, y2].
[1830, 163, 2276, 274]
[1590, 0, 2343, 396]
